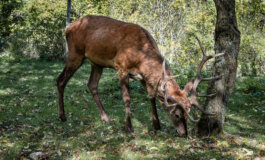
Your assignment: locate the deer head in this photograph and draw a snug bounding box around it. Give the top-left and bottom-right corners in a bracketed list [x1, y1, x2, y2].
[160, 37, 224, 136]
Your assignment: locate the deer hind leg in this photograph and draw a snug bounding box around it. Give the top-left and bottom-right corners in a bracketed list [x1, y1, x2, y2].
[56, 55, 84, 122]
[119, 71, 133, 132]
[87, 64, 110, 123]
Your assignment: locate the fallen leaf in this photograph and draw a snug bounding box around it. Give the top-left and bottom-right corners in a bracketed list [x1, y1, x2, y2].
[150, 147, 159, 151]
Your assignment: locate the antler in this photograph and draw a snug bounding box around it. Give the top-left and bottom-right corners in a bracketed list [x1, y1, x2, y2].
[161, 60, 180, 92]
[187, 36, 224, 114]
[161, 36, 224, 122]
[162, 60, 199, 122]
[165, 95, 199, 122]
[160, 60, 167, 91]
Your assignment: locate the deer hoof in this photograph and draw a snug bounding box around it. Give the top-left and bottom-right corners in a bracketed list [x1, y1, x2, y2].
[154, 124, 161, 131]
[124, 126, 134, 133]
[101, 114, 110, 123]
[59, 115, 67, 122]
[153, 121, 161, 130]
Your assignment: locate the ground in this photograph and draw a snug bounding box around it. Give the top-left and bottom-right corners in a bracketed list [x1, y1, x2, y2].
[0, 56, 264, 160]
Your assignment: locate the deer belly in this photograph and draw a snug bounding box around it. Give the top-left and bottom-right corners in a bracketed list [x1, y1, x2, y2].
[129, 73, 143, 81]
[88, 58, 114, 68]
[85, 51, 115, 68]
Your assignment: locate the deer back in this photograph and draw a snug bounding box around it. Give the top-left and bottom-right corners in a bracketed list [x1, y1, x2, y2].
[66, 15, 162, 72]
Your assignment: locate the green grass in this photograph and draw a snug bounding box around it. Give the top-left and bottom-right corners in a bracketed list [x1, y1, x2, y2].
[0, 55, 264, 160]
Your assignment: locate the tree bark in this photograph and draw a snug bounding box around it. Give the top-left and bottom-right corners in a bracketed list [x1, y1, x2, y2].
[65, 0, 71, 58]
[197, 0, 241, 136]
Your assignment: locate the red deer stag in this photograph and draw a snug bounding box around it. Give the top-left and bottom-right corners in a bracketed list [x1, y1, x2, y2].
[56, 15, 223, 136]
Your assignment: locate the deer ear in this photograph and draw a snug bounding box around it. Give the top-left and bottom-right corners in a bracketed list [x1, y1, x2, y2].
[184, 80, 194, 94]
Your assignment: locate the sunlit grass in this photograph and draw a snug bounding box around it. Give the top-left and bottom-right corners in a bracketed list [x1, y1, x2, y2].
[0, 56, 264, 159]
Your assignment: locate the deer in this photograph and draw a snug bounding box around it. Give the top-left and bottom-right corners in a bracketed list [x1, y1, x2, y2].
[56, 15, 224, 136]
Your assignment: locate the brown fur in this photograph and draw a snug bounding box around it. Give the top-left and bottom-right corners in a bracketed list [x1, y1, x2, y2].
[57, 15, 191, 136]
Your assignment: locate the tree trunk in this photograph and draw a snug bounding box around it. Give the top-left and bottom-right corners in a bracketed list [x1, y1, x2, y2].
[65, 0, 71, 58]
[197, 0, 241, 136]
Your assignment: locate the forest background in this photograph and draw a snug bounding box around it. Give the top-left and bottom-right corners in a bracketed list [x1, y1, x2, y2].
[1, 0, 264, 76]
[0, 0, 264, 159]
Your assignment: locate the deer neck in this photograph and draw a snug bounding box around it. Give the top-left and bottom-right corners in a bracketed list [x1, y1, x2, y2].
[145, 67, 182, 101]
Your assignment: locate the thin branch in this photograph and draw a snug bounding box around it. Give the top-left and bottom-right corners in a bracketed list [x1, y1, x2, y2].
[201, 75, 222, 81]
[197, 93, 216, 97]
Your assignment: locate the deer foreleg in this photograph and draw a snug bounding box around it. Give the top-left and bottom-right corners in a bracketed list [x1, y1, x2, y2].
[150, 98, 161, 130]
[119, 72, 133, 132]
[141, 81, 161, 131]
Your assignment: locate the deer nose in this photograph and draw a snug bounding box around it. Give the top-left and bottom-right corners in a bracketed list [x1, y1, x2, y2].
[176, 128, 187, 137]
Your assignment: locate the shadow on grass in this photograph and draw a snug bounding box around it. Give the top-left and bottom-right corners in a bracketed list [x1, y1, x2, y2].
[0, 57, 264, 159]
[225, 77, 265, 140]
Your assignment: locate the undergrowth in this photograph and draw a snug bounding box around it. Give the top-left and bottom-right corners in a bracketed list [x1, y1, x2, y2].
[0, 56, 264, 160]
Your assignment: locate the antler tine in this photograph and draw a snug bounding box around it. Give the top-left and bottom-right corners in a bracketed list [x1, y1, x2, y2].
[164, 92, 170, 107]
[164, 96, 199, 123]
[189, 98, 216, 115]
[161, 59, 180, 92]
[195, 36, 206, 57]
[168, 75, 180, 80]
[161, 60, 167, 91]
[209, 52, 225, 58]
[179, 103, 199, 123]
[162, 59, 166, 79]
[178, 103, 200, 123]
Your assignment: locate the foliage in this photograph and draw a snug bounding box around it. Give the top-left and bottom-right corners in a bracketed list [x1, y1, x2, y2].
[0, 0, 264, 74]
[0, 0, 23, 38]
[0, 1, 264, 159]
[5, 0, 67, 59]
[0, 56, 264, 159]
[236, 0, 265, 76]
